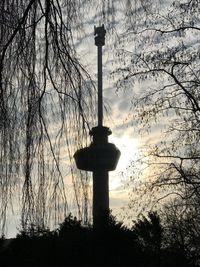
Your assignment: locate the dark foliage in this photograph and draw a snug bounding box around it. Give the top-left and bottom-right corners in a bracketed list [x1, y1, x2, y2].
[0, 213, 198, 267]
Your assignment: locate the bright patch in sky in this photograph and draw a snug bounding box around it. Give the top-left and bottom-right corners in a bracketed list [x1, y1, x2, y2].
[109, 134, 139, 190]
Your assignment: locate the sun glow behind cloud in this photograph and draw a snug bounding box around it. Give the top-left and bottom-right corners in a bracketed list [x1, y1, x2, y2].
[109, 134, 139, 189]
[107, 134, 140, 220]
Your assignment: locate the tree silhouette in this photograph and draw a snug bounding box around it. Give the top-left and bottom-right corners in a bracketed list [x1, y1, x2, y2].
[109, 0, 200, 209]
[132, 212, 163, 264]
[162, 197, 200, 266]
[0, 0, 97, 234]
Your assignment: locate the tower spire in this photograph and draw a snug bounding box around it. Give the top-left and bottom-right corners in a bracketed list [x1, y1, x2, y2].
[94, 25, 106, 126]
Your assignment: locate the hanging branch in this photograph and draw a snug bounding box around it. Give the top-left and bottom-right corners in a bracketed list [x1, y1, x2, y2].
[0, 0, 96, 234]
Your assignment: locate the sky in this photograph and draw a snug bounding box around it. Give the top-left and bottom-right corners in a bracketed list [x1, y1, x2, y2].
[5, 0, 199, 237]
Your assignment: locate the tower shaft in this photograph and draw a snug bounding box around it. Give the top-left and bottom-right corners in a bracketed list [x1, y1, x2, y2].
[93, 170, 109, 228]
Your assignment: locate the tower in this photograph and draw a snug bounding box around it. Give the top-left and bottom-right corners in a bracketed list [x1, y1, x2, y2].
[74, 25, 120, 229]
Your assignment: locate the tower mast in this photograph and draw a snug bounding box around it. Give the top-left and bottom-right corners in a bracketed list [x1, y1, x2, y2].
[94, 25, 106, 126]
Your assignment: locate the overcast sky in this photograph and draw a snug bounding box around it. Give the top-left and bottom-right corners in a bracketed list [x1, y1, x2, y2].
[6, 0, 199, 237]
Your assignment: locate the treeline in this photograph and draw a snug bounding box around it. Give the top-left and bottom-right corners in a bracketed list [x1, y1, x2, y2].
[0, 211, 199, 267]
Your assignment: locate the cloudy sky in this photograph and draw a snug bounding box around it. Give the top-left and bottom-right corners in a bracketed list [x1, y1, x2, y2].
[6, 0, 199, 237]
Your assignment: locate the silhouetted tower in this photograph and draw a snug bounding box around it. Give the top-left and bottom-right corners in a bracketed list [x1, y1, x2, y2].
[74, 25, 120, 229]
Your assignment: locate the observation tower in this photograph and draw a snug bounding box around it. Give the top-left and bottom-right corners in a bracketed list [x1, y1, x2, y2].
[74, 25, 121, 229]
